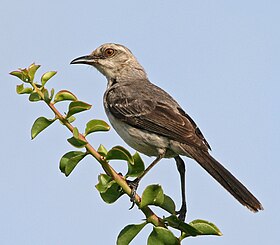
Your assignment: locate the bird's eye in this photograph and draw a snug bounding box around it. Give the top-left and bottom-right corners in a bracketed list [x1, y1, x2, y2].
[104, 48, 115, 57]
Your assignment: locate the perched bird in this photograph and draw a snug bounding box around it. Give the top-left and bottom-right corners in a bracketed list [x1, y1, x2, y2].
[71, 43, 263, 221]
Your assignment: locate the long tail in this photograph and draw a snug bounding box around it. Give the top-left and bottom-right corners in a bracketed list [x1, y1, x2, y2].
[184, 146, 263, 212]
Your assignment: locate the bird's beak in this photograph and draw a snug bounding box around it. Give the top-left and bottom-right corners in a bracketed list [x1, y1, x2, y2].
[70, 55, 97, 65]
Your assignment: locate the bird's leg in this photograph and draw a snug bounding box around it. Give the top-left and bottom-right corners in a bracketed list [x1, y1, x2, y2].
[128, 153, 165, 209]
[175, 156, 187, 221]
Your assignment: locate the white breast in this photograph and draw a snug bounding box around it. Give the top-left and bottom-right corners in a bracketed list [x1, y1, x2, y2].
[106, 110, 171, 157]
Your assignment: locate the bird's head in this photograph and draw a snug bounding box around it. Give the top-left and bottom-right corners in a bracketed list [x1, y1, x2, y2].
[71, 43, 147, 81]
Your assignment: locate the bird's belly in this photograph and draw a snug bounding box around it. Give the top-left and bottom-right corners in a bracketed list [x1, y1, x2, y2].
[106, 113, 171, 157]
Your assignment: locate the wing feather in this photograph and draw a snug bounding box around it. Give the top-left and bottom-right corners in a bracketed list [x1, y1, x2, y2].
[105, 82, 211, 151]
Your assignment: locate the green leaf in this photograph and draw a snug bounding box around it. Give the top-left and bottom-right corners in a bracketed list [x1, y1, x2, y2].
[21, 68, 31, 83]
[41, 88, 54, 103]
[95, 174, 123, 203]
[160, 195, 176, 215]
[50, 88, 55, 101]
[117, 222, 147, 245]
[31, 117, 55, 139]
[10, 71, 24, 81]
[16, 84, 33, 94]
[106, 146, 134, 164]
[28, 63, 40, 82]
[85, 119, 110, 136]
[10, 69, 30, 83]
[29, 92, 42, 102]
[60, 151, 87, 176]
[66, 116, 76, 123]
[97, 144, 108, 157]
[126, 152, 145, 177]
[188, 219, 222, 236]
[147, 227, 179, 245]
[95, 174, 112, 193]
[42, 88, 51, 103]
[67, 136, 87, 148]
[73, 127, 79, 139]
[164, 215, 200, 237]
[140, 184, 164, 208]
[100, 181, 124, 203]
[66, 101, 92, 118]
[41, 71, 57, 86]
[54, 90, 78, 103]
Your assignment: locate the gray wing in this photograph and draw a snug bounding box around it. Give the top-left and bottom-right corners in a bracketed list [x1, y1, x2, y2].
[105, 81, 211, 151]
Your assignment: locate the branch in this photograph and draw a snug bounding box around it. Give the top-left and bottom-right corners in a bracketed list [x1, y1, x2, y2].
[10, 63, 222, 244]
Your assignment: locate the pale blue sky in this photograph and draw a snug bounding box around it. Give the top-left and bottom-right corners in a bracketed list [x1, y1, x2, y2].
[1, 1, 279, 244]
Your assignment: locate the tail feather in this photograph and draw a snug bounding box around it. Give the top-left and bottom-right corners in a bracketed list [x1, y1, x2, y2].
[184, 146, 263, 212]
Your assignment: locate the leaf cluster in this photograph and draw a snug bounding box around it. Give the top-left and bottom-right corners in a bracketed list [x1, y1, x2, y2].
[11, 64, 222, 244]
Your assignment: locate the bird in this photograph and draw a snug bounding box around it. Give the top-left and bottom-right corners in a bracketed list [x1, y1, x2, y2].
[70, 43, 263, 221]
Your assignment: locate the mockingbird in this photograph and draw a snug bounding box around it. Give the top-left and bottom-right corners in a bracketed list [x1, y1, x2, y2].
[71, 43, 263, 221]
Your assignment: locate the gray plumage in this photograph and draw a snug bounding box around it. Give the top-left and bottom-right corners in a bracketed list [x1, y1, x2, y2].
[71, 43, 263, 218]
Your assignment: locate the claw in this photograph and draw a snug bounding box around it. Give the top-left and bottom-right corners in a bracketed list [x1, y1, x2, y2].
[129, 199, 136, 210]
[127, 178, 140, 209]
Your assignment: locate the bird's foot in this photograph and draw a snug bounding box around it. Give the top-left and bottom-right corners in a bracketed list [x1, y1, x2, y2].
[127, 178, 140, 210]
[176, 202, 187, 221]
